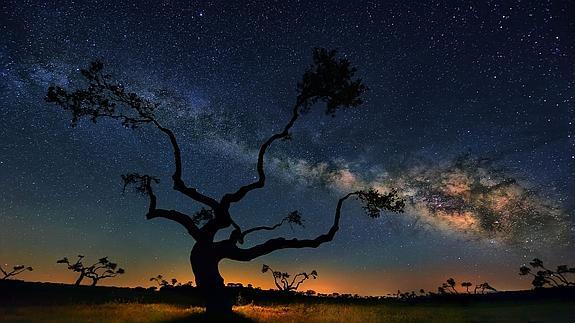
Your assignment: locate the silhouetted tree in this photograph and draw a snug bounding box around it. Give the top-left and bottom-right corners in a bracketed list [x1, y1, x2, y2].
[261, 264, 317, 291]
[441, 278, 458, 294]
[461, 281, 472, 293]
[45, 48, 405, 314]
[150, 274, 168, 287]
[519, 258, 574, 288]
[305, 289, 317, 296]
[57, 255, 125, 286]
[0, 264, 33, 280]
[474, 282, 497, 294]
[149, 274, 182, 288]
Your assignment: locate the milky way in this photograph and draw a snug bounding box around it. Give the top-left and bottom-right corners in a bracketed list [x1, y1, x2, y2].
[224, 148, 573, 251]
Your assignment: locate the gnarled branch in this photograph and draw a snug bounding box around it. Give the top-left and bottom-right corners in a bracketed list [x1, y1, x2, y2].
[237, 210, 304, 243]
[226, 189, 404, 261]
[227, 192, 356, 261]
[220, 104, 300, 206]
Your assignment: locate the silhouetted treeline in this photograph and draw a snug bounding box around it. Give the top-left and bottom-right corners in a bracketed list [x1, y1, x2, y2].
[2, 280, 574, 309]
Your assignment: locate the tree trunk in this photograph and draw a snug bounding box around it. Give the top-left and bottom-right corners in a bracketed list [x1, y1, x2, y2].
[190, 242, 232, 314]
[91, 278, 98, 286]
[75, 273, 85, 286]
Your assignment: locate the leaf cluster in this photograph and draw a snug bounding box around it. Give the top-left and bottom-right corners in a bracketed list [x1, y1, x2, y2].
[46, 60, 157, 128]
[297, 48, 367, 115]
[357, 188, 405, 218]
[121, 173, 159, 196]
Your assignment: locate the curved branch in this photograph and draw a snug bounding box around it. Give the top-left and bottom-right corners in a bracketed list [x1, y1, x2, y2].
[221, 48, 368, 207]
[151, 120, 219, 209]
[281, 276, 289, 290]
[289, 273, 305, 289]
[147, 209, 203, 239]
[124, 173, 203, 240]
[241, 218, 288, 239]
[291, 273, 311, 291]
[269, 272, 283, 291]
[221, 104, 300, 206]
[225, 192, 358, 261]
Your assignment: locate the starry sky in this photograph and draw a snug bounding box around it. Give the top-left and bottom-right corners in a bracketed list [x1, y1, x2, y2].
[1, 0, 574, 295]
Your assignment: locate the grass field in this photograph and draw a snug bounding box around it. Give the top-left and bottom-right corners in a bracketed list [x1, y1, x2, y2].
[2, 301, 574, 323]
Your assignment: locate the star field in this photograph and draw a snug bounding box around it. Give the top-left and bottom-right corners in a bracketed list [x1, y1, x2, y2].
[0, 0, 574, 294]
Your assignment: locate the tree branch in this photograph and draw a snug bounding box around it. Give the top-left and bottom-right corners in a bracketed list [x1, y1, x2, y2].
[221, 104, 300, 206]
[292, 273, 310, 291]
[225, 188, 403, 261]
[220, 48, 368, 207]
[225, 192, 357, 261]
[123, 173, 204, 240]
[147, 209, 203, 239]
[151, 120, 219, 209]
[241, 219, 288, 239]
[289, 273, 306, 289]
[271, 273, 283, 290]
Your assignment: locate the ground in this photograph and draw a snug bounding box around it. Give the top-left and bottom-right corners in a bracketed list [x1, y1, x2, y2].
[2, 301, 574, 323]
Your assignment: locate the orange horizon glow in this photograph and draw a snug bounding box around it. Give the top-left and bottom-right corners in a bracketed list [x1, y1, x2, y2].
[4, 260, 533, 296]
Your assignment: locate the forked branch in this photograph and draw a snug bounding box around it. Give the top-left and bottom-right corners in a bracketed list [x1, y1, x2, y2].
[221, 48, 367, 207]
[237, 211, 304, 243]
[226, 189, 404, 261]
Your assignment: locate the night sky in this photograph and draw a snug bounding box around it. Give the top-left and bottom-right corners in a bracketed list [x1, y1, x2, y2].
[1, 0, 574, 295]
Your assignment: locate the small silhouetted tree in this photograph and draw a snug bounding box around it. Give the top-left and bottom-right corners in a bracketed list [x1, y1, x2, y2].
[305, 289, 317, 296]
[0, 264, 33, 280]
[150, 274, 169, 287]
[57, 255, 125, 286]
[46, 48, 405, 314]
[261, 264, 317, 291]
[441, 278, 458, 294]
[519, 258, 574, 288]
[149, 275, 181, 288]
[474, 282, 497, 294]
[461, 281, 472, 293]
